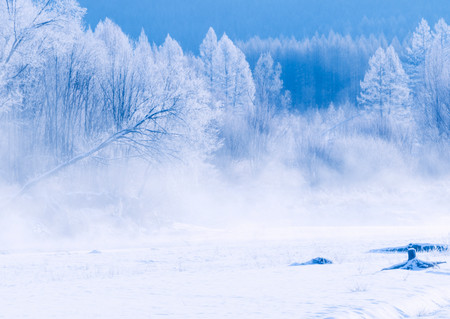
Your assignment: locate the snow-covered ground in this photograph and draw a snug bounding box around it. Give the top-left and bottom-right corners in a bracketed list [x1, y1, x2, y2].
[1, 226, 449, 318]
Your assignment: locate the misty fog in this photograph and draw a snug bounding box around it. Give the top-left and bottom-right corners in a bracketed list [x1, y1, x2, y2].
[0, 1, 449, 249]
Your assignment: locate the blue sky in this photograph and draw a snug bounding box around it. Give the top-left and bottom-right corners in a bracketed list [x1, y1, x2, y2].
[78, 0, 449, 52]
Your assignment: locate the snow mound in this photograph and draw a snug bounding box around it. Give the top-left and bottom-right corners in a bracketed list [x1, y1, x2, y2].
[289, 257, 333, 266]
[382, 258, 446, 271]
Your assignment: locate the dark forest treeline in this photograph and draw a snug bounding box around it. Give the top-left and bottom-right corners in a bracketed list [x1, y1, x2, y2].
[240, 32, 393, 109]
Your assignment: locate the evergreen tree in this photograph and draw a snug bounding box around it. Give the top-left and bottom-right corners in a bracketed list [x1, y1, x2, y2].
[199, 30, 256, 159]
[405, 19, 432, 93]
[199, 27, 218, 96]
[423, 20, 450, 138]
[433, 18, 450, 47]
[359, 46, 411, 123]
[384, 46, 411, 115]
[359, 47, 388, 118]
[216, 33, 255, 111]
[253, 53, 289, 134]
[246, 53, 288, 159]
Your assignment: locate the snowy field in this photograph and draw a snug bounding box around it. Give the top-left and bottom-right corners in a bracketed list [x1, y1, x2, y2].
[1, 226, 449, 319]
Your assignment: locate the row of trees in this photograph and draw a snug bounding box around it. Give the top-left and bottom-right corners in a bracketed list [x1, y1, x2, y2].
[406, 19, 450, 139]
[0, 0, 217, 184]
[0, 0, 290, 186]
[0, 0, 449, 191]
[358, 19, 450, 142]
[199, 28, 290, 161]
[240, 32, 391, 108]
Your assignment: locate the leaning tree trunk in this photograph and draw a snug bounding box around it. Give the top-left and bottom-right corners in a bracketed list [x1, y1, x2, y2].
[7, 107, 173, 203]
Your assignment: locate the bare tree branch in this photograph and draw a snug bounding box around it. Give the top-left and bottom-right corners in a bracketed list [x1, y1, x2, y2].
[11, 105, 176, 199]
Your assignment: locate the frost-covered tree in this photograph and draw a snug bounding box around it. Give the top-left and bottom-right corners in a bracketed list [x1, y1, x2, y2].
[199, 27, 218, 97]
[199, 30, 256, 159]
[403, 19, 450, 140]
[0, 0, 84, 108]
[433, 18, 450, 47]
[384, 47, 412, 116]
[422, 21, 450, 138]
[94, 19, 138, 133]
[254, 53, 284, 114]
[405, 19, 432, 94]
[247, 52, 290, 159]
[359, 46, 411, 124]
[0, 67, 21, 113]
[215, 34, 255, 111]
[359, 47, 387, 118]
[0, 0, 85, 181]
[253, 53, 283, 134]
[37, 36, 96, 161]
[150, 34, 217, 160]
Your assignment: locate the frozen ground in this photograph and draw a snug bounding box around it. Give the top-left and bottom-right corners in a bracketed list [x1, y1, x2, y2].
[1, 226, 450, 319]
